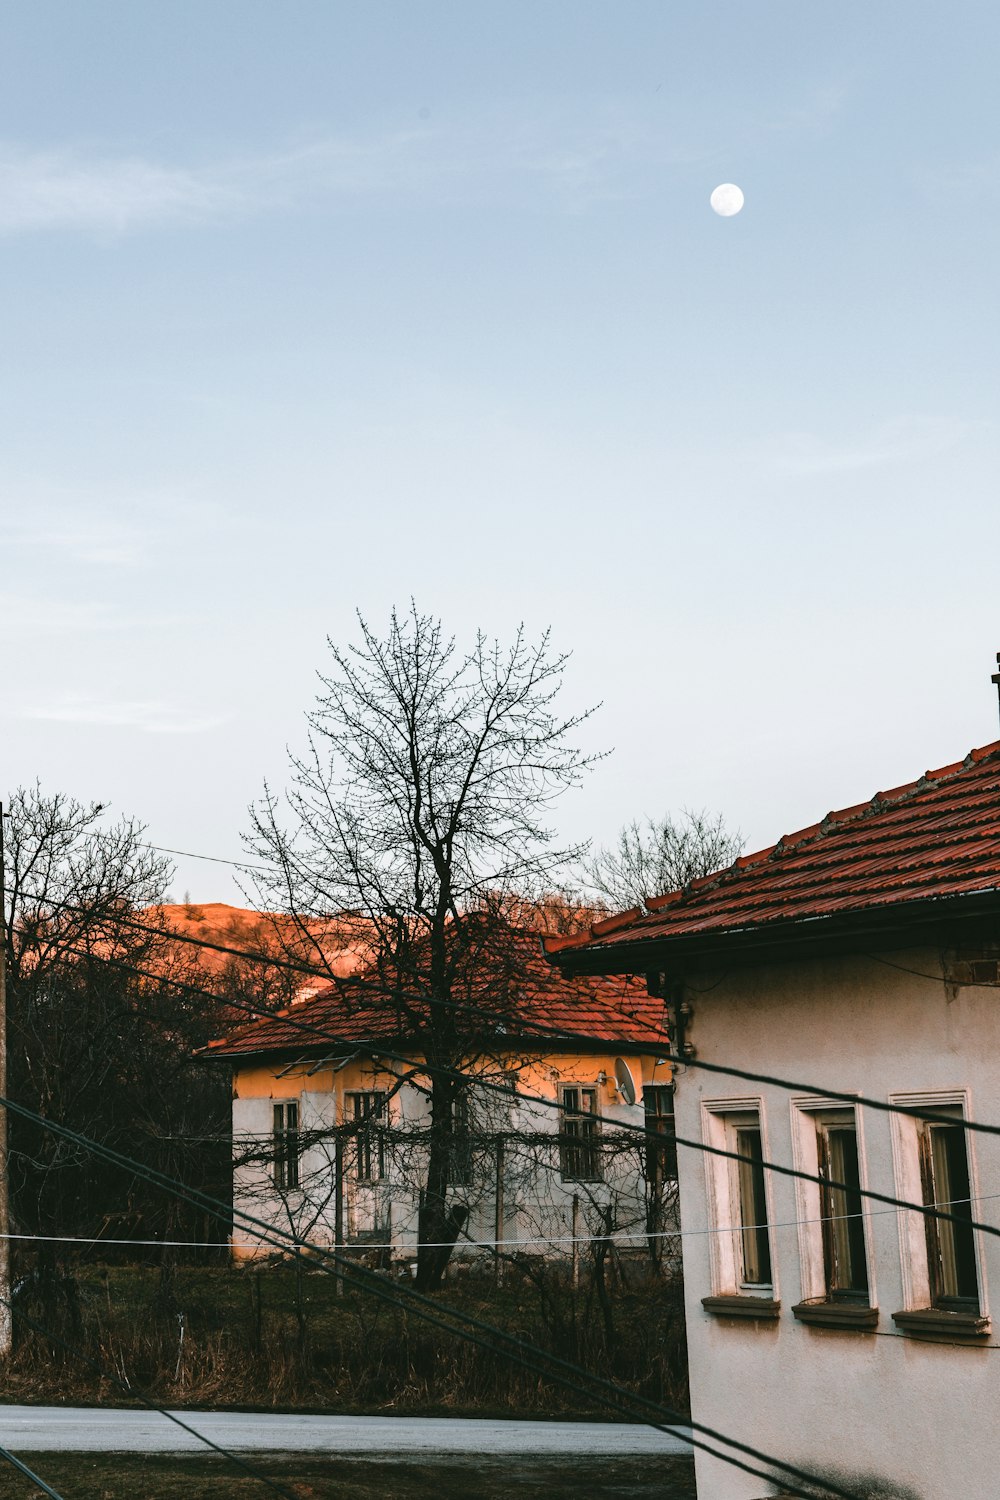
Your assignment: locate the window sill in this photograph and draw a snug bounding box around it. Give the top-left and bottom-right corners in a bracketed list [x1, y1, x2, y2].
[702, 1294, 780, 1321]
[791, 1299, 879, 1331]
[892, 1307, 991, 1339]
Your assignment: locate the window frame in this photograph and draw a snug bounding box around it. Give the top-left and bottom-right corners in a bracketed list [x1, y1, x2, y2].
[559, 1084, 601, 1182]
[790, 1096, 876, 1319]
[921, 1108, 979, 1311]
[272, 1099, 300, 1191]
[345, 1089, 387, 1183]
[814, 1109, 870, 1303]
[701, 1097, 777, 1304]
[888, 1089, 986, 1328]
[450, 1090, 474, 1187]
[643, 1083, 677, 1184]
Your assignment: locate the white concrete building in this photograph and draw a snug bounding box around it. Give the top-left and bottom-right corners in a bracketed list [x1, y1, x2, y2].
[547, 738, 1000, 1500]
[205, 928, 679, 1271]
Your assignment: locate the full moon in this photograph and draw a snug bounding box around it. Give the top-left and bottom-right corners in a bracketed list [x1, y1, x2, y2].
[710, 183, 744, 217]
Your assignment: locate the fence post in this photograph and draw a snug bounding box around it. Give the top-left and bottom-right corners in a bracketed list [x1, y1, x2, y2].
[494, 1135, 505, 1286]
[334, 1130, 344, 1298]
[571, 1193, 580, 1290]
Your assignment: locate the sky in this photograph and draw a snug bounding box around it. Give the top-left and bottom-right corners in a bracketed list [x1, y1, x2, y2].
[2, 1, 999, 904]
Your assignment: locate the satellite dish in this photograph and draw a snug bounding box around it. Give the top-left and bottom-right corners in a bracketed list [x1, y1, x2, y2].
[614, 1057, 637, 1106]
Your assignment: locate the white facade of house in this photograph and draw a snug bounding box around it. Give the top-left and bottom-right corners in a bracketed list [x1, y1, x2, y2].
[229, 1048, 677, 1270]
[675, 945, 1000, 1500]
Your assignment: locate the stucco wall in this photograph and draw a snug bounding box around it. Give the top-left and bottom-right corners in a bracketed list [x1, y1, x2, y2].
[674, 947, 1000, 1500]
[230, 1048, 673, 1263]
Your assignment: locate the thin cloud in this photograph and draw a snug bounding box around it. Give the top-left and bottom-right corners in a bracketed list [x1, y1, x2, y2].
[0, 146, 242, 234]
[0, 592, 185, 641]
[767, 415, 972, 479]
[0, 486, 229, 565]
[916, 155, 1000, 206]
[0, 110, 722, 237]
[14, 695, 227, 735]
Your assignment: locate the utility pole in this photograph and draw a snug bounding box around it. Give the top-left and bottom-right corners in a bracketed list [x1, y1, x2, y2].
[0, 805, 12, 1355]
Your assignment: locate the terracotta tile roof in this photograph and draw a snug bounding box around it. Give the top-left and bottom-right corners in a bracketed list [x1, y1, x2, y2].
[205, 928, 664, 1059]
[544, 740, 1000, 964]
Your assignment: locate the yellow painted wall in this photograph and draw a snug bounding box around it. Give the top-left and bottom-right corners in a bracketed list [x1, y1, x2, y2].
[233, 1048, 671, 1104]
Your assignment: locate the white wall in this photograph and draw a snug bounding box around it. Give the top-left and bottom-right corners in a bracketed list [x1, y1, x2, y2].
[231, 1057, 664, 1266]
[675, 948, 1000, 1500]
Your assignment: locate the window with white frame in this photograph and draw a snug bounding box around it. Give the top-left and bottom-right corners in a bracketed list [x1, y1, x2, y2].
[919, 1106, 979, 1311]
[346, 1090, 386, 1182]
[273, 1100, 300, 1190]
[815, 1110, 870, 1303]
[732, 1114, 772, 1290]
[702, 1100, 774, 1299]
[559, 1085, 601, 1181]
[643, 1084, 677, 1184]
[888, 1093, 982, 1321]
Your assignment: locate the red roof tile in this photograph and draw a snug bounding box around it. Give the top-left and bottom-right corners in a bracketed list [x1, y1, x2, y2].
[206, 927, 664, 1059]
[544, 740, 1000, 963]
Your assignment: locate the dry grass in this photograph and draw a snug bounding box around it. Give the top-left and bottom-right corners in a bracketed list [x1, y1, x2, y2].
[5, 1260, 688, 1420]
[0, 1453, 698, 1500]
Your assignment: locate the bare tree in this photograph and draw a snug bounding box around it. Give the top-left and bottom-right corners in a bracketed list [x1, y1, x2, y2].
[2, 786, 232, 1312]
[584, 809, 744, 913]
[247, 605, 598, 1289]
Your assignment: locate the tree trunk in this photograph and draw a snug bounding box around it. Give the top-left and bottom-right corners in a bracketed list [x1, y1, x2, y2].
[415, 1071, 464, 1291]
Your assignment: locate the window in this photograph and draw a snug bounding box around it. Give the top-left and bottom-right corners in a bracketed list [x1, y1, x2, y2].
[346, 1091, 386, 1181]
[643, 1084, 677, 1183]
[273, 1100, 300, 1190]
[734, 1118, 772, 1289]
[450, 1092, 473, 1187]
[700, 1099, 778, 1315]
[816, 1112, 869, 1302]
[921, 1108, 979, 1311]
[560, 1086, 601, 1181]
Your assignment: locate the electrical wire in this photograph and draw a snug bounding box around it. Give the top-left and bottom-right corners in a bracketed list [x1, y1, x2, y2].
[7, 892, 994, 1495]
[0, 1289, 301, 1500]
[33, 885, 1000, 1145]
[0, 1088, 863, 1500]
[35, 926, 1000, 1250]
[9, 937, 982, 1493]
[5, 1187, 996, 1255]
[0, 1447, 66, 1499]
[140, 842, 270, 873]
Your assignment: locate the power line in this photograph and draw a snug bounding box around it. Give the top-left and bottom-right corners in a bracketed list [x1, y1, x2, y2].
[141, 842, 271, 874]
[0, 918, 950, 1494]
[0, 1447, 65, 1499]
[4, 1184, 990, 1255]
[36, 885, 1000, 1145]
[37, 926, 1000, 1248]
[1, 1288, 301, 1500]
[0, 1088, 862, 1500]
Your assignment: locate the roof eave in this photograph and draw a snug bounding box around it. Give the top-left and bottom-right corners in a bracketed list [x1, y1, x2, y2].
[545, 889, 1000, 978]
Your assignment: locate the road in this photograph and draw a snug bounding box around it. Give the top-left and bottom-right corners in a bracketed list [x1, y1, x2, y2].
[0, 1406, 693, 1458]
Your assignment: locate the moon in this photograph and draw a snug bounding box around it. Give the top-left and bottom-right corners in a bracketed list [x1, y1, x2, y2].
[710, 183, 745, 217]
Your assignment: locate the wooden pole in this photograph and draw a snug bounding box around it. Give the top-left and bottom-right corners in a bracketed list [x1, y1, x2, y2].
[0, 805, 11, 1354]
[571, 1193, 580, 1291]
[334, 1129, 344, 1298]
[493, 1134, 505, 1286]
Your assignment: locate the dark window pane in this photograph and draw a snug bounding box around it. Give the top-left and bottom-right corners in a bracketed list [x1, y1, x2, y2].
[928, 1122, 978, 1308]
[820, 1123, 868, 1301]
[736, 1126, 771, 1286]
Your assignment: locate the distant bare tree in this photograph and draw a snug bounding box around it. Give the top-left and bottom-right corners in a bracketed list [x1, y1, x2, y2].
[2, 786, 232, 1308]
[247, 605, 599, 1289]
[585, 809, 743, 913]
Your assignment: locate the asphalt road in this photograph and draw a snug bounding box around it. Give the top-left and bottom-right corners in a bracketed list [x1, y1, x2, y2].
[0, 1407, 693, 1458]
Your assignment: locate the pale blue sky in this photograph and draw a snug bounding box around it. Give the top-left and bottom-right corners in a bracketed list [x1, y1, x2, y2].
[2, 2, 999, 901]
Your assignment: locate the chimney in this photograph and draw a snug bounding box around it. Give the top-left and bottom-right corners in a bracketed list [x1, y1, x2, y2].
[992, 654, 1000, 728]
